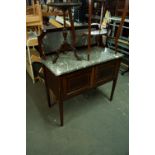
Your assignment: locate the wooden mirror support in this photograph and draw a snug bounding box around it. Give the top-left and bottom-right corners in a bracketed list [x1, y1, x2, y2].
[87, 0, 92, 61]
[115, 0, 129, 54]
[47, 2, 82, 63]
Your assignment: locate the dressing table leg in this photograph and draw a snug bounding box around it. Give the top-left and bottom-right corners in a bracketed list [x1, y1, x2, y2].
[110, 79, 117, 101]
[58, 99, 64, 126]
[43, 67, 51, 107]
[46, 88, 51, 108]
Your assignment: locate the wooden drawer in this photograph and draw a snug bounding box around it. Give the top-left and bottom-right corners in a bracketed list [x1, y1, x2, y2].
[94, 60, 116, 85]
[62, 69, 92, 99]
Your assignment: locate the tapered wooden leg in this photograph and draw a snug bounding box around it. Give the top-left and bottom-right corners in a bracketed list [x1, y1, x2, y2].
[58, 100, 64, 126]
[110, 79, 117, 101]
[46, 87, 51, 108]
[43, 66, 51, 107]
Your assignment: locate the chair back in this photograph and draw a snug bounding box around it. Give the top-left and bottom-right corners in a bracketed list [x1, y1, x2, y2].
[26, 0, 43, 35]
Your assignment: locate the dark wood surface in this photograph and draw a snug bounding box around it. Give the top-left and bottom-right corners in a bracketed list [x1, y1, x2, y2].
[44, 58, 121, 126]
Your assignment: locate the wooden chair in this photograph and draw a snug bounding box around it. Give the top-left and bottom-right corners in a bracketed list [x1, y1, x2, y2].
[26, 0, 43, 83]
[26, 0, 43, 35]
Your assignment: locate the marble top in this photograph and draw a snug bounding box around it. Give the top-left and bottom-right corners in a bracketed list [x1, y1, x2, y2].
[42, 47, 123, 76]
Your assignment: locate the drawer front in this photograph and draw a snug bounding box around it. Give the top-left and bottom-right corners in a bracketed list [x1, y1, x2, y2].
[95, 61, 116, 85]
[62, 69, 91, 98]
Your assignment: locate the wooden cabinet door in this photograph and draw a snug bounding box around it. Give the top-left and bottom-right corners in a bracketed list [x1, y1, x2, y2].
[62, 69, 92, 99]
[94, 60, 117, 86]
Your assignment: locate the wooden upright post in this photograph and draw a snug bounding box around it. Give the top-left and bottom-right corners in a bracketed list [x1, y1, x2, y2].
[115, 0, 129, 54]
[87, 0, 92, 61]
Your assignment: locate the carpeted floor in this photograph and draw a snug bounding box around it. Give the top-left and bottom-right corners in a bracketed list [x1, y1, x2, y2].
[26, 71, 129, 155]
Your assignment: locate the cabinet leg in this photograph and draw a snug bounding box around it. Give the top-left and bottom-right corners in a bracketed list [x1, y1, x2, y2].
[46, 88, 51, 108]
[110, 79, 117, 101]
[44, 81, 51, 107]
[43, 67, 51, 108]
[58, 100, 64, 126]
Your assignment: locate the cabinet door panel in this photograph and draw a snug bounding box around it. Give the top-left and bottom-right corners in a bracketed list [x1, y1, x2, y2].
[95, 61, 116, 85]
[62, 69, 91, 99]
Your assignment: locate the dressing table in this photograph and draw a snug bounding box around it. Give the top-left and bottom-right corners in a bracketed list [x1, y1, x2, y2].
[42, 46, 123, 126]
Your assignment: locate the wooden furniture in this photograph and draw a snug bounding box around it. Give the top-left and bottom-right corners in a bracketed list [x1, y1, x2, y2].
[115, 0, 129, 16]
[47, 2, 82, 63]
[41, 47, 123, 126]
[26, 0, 43, 35]
[107, 0, 129, 75]
[26, 1, 43, 83]
[114, 0, 129, 53]
[107, 16, 129, 74]
[87, 0, 128, 60]
[38, 24, 99, 54]
[26, 31, 41, 83]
